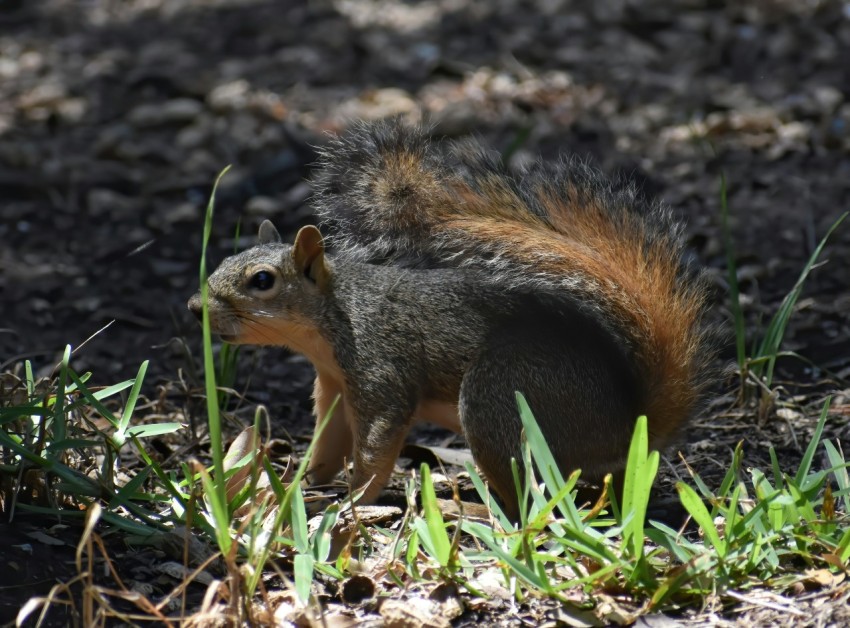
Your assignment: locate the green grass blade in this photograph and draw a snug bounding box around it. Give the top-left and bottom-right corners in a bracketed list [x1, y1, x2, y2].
[621, 416, 658, 560]
[49, 438, 102, 450]
[294, 553, 315, 604]
[676, 482, 724, 555]
[650, 554, 716, 608]
[712, 442, 744, 515]
[110, 466, 153, 505]
[65, 369, 120, 426]
[837, 527, 850, 562]
[199, 166, 232, 542]
[420, 463, 451, 568]
[199, 465, 232, 555]
[51, 345, 72, 446]
[0, 405, 52, 422]
[291, 481, 310, 555]
[768, 447, 783, 488]
[25, 360, 35, 399]
[516, 392, 581, 527]
[244, 396, 339, 594]
[756, 212, 847, 385]
[125, 423, 182, 438]
[131, 435, 188, 511]
[312, 503, 339, 562]
[794, 397, 830, 486]
[824, 440, 849, 513]
[61, 377, 136, 416]
[464, 461, 512, 530]
[463, 521, 547, 589]
[90, 379, 136, 401]
[720, 171, 746, 369]
[118, 360, 149, 433]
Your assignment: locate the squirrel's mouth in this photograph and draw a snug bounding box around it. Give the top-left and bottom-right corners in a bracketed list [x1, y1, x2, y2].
[218, 333, 250, 345]
[210, 322, 243, 344]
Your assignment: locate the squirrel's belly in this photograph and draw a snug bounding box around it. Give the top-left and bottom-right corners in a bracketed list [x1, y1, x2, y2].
[415, 399, 462, 433]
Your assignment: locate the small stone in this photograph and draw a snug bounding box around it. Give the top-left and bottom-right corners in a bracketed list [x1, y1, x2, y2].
[244, 195, 281, 217]
[86, 188, 138, 218]
[334, 87, 417, 123]
[176, 117, 213, 149]
[164, 202, 200, 225]
[207, 79, 250, 112]
[812, 85, 843, 114]
[128, 98, 203, 127]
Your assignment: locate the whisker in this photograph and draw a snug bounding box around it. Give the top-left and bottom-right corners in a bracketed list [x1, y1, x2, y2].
[238, 314, 283, 346]
[246, 308, 277, 319]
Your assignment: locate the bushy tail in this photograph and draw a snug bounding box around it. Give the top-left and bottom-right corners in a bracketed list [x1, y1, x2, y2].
[313, 119, 714, 446]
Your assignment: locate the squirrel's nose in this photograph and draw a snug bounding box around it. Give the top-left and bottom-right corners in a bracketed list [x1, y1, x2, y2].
[187, 293, 202, 320]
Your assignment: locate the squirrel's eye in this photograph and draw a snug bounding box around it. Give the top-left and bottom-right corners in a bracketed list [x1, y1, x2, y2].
[250, 270, 275, 291]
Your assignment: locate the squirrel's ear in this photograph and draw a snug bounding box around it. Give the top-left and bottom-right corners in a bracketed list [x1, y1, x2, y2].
[258, 220, 282, 244]
[292, 225, 329, 287]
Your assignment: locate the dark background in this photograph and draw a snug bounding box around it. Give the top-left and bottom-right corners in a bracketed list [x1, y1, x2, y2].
[1, 0, 848, 487]
[1, 1, 850, 624]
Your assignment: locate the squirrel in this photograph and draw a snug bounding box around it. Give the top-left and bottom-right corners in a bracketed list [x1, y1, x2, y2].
[188, 120, 714, 519]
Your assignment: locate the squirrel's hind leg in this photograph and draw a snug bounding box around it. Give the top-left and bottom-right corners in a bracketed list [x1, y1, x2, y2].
[459, 313, 641, 520]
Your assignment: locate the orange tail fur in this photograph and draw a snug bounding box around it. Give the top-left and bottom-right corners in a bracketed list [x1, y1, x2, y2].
[314, 120, 714, 447]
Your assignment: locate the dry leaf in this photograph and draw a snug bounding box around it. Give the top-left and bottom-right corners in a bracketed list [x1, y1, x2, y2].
[224, 426, 264, 502]
[157, 560, 215, 585]
[25, 530, 65, 546]
[380, 597, 452, 628]
[804, 568, 845, 587]
[821, 554, 848, 572]
[822, 483, 835, 521]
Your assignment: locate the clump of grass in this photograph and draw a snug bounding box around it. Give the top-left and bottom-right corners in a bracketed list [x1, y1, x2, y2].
[413, 394, 848, 617]
[7, 170, 848, 625]
[5, 171, 346, 625]
[184, 166, 347, 621]
[0, 347, 180, 527]
[721, 173, 847, 406]
[8, 360, 847, 623]
[214, 218, 243, 410]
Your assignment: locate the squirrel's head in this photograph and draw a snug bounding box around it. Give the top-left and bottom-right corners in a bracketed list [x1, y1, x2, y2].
[187, 221, 332, 345]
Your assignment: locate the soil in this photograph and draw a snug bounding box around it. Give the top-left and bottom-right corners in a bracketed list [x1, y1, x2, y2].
[1, 0, 849, 625]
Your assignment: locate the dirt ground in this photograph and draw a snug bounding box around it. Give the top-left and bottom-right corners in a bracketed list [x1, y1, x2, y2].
[1, 0, 849, 625]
